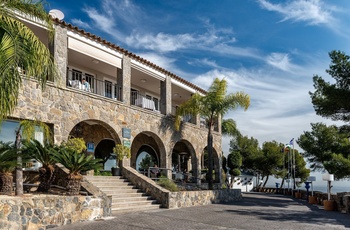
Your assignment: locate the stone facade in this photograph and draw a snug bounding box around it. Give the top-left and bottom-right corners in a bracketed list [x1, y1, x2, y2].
[11, 78, 222, 180]
[0, 194, 109, 230]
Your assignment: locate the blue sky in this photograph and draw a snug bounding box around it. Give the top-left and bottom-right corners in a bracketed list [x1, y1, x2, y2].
[47, 0, 350, 160]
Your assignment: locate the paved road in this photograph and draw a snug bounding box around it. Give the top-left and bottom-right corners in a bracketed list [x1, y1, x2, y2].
[53, 192, 350, 230]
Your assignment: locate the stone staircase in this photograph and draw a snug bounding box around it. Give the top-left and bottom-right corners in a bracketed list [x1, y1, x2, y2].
[84, 176, 161, 214]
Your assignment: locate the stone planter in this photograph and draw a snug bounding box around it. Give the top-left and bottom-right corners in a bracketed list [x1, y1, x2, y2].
[66, 175, 83, 195]
[323, 200, 335, 211]
[308, 196, 317, 204]
[0, 173, 13, 195]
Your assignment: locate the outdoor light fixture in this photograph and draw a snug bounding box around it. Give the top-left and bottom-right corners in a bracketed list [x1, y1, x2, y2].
[140, 79, 147, 83]
[91, 59, 99, 64]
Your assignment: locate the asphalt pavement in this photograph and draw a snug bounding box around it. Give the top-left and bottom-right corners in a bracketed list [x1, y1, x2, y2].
[53, 192, 350, 230]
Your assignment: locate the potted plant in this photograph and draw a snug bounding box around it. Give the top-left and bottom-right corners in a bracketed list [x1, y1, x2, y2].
[112, 144, 131, 176]
[0, 142, 17, 195]
[52, 147, 101, 195]
[23, 140, 58, 193]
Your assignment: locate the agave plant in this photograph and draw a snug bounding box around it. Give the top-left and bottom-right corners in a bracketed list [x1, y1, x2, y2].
[23, 140, 57, 193]
[52, 147, 101, 195]
[0, 142, 17, 195]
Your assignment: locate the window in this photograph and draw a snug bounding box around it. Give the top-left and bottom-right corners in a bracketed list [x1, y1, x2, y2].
[131, 89, 139, 105]
[105, 80, 112, 98]
[146, 94, 159, 111]
[153, 98, 159, 111]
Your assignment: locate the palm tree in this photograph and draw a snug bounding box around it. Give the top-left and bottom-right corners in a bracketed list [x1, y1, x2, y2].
[15, 119, 52, 195]
[222, 118, 241, 137]
[0, 142, 17, 195]
[23, 140, 57, 193]
[52, 148, 102, 195]
[175, 78, 250, 189]
[0, 0, 57, 123]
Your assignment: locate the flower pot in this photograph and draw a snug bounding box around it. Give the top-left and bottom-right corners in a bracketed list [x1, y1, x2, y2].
[294, 192, 302, 199]
[0, 173, 13, 195]
[66, 175, 83, 196]
[308, 196, 317, 204]
[111, 167, 121, 176]
[323, 200, 335, 211]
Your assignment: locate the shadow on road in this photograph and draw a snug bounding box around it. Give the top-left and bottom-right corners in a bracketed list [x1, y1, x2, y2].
[220, 192, 350, 229]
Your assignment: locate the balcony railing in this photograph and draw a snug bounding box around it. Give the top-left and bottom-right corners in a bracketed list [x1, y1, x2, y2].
[131, 91, 160, 112]
[66, 69, 122, 101]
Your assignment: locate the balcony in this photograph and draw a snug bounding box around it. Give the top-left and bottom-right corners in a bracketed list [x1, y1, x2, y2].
[66, 69, 122, 101]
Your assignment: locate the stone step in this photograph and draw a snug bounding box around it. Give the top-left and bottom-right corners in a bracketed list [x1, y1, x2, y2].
[110, 193, 149, 198]
[99, 188, 142, 194]
[111, 196, 154, 202]
[111, 200, 159, 208]
[84, 175, 161, 214]
[111, 204, 161, 215]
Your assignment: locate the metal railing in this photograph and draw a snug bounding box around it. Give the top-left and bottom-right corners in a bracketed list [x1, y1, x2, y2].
[131, 91, 160, 111]
[66, 69, 122, 101]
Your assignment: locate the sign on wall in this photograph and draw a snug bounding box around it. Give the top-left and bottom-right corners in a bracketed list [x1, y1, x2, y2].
[123, 140, 131, 148]
[122, 128, 131, 139]
[87, 142, 95, 152]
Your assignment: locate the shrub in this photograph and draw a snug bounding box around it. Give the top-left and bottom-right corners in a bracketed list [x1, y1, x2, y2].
[156, 176, 179, 192]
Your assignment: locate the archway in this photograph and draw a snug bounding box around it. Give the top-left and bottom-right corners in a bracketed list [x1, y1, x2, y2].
[201, 147, 220, 183]
[171, 140, 197, 183]
[131, 131, 166, 174]
[95, 139, 115, 170]
[69, 119, 121, 171]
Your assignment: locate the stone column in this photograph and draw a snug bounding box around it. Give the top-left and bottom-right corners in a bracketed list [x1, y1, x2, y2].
[121, 56, 131, 105]
[52, 24, 68, 88]
[160, 75, 172, 115]
[217, 114, 222, 133]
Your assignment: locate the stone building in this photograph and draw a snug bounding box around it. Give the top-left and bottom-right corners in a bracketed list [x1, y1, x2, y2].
[1, 14, 222, 183]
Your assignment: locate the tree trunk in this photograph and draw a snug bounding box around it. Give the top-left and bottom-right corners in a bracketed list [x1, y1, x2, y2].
[37, 165, 55, 193]
[262, 175, 269, 188]
[0, 173, 13, 195]
[207, 129, 213, 190]
[15, 130, 23, 196]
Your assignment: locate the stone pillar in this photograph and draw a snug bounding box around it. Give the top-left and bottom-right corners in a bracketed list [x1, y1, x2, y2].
[52, 24, 68, 88]
[121, 56, 131, 105]
[217, 114, 222, 133]
[160, 75, 172, 115]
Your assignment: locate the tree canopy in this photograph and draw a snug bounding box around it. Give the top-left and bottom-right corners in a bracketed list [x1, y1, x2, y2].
[310, 50, 350, 122]
[297, 122, 350, 179]
[0, 0, 57, 122]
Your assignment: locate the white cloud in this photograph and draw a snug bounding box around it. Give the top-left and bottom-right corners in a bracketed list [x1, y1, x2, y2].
[137, 52, 176, 71]
[70, 19, 91, 29]
[266, 52, 299, 72]
[257, 0, 336, 26]
[126, 32, 195, 52]
[187, 58, 220, 69]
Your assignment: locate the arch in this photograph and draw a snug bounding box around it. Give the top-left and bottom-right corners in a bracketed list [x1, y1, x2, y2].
[201, 146, 220, 183]
[131, 131, 166, 171]
[95, 138, 115, 170]
[171, 140, 198, 183]
[69, 119, 120, 143]
[69, 119, 121, 171]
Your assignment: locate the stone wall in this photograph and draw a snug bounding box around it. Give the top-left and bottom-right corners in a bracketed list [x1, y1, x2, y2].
[0, 194, 108, 230]
[122, 167, 241, 209]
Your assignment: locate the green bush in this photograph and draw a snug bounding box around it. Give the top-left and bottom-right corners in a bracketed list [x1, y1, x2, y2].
[156, 176, 179, 192]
